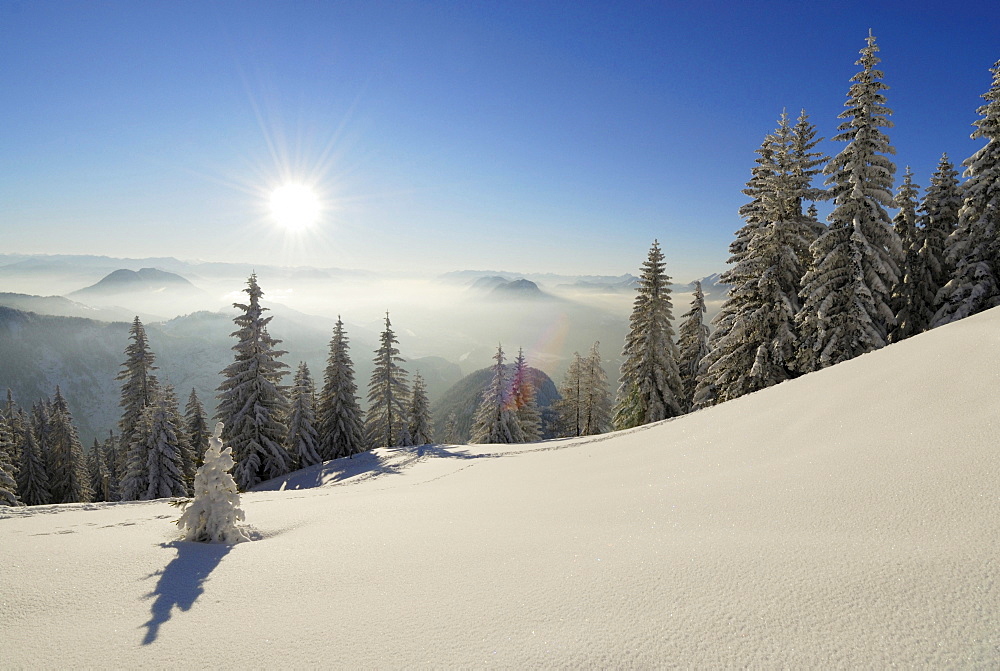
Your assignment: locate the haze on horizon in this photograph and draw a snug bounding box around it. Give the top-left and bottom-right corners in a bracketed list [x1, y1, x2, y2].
[1, 1, 998, 280]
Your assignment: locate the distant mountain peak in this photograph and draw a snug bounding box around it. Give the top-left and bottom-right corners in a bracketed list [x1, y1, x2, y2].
[70, 267, 198, 297]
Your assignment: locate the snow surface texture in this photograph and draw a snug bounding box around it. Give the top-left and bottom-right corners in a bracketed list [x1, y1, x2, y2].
[2, 309, 999, 666]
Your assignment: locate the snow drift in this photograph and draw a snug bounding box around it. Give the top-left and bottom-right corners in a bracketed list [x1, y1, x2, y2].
[2, 308, 998, 667]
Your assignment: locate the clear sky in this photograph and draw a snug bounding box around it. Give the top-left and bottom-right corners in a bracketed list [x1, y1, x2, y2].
[1, 1, 997, 281]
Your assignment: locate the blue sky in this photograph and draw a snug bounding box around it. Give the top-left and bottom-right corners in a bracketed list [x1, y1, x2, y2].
[1, 1, 998, 281]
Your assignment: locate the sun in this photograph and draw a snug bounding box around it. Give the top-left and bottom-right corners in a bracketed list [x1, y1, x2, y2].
[270, 184, 320, 231]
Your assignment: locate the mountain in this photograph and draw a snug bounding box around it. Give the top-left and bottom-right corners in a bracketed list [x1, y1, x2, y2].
[70, 268, 201, 297]
[2, 307, 997, 667]
[489, 278, 545, 299]
[431, 364, 560, 441]
[0, 293, 137, 322]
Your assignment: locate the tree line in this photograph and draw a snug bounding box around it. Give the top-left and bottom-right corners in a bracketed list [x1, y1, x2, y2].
[1, 33, 997, 505]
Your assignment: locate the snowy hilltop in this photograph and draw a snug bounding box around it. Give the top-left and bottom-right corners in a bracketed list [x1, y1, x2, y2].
[1, 305, 998, 666]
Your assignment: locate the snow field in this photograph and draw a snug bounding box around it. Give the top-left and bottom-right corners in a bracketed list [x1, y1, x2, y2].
[1, 307, 999, 667]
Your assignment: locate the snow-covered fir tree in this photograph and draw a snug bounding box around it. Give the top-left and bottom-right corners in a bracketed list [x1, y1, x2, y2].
[47, 387, 91, 504]
[162, 384, 195, 495]
[556, 352, 585, 437]
[676, 282, 710, 411]
[2, 391, 23, 469]
[88, 438, 110, 502]
[442, 412, 460, 444]
[101, 432, 121, 502]
[920, 154, 963, 309]
[580, 341, 612, 435]
[696, 110, 826, 407]
[184, 389, 210, 469]
[471, 344, 524, 444]
[366, 313, 410, 449]
[287, 362, 322, 469]
[177, 422, 249, 544]
[117, 316, 159, 451]
[0, 415, 21, 506]
[120, 403, 153, 501]
[510, 348, 542, 442]
[317, 317, 367, 460]
[407, 372, 434, 446]
[888, 169, 932, 342]
[216, 274, 292, 491]
[613, 240, 684, 429]
[933, 60, 1000, 325]
[797, 31, 901, 371]
[143, 394, 188, 500]
[17, 428, 50, 506]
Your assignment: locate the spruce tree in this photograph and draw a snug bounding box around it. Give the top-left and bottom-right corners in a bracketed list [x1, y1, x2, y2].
[797, 31, 901, 370]
[366, 313, 410, 449]
[216, 274, 292, 491]
[287, 362, 322, 469]
[17, 428, 50, 506]
[920, 154, 963, 308]
[0, 415, 21, 506]
[120, 405, 152, 501]
[556, 352, 585, 437]
[698, 111, 826, 406]
[407, 372, 434, 446]
[676, 282, 710, 411]
[144, 394, 188, 500]
[184, 389, 210, 469]
[47, 387, 92, 504]
[580, 342, 612, 435]
[442, 412, 460, 444]
[117, 316, 159, 451]
[613, 240, 684, 428]
[88, 438, 110, 502]
[177, 422, 249, 544]
[510, 349, 542, 442]
[317, 317, 367, 460]
[888, 169, 932, 342]
[471, 344, 524, 444]
[933, 60, 1000, 325]
[102, 432, 121, 501]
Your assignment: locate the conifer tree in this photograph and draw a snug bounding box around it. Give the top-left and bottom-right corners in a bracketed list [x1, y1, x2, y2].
[556, 352, 585, 437]
[17, 428, 50, 506]
[216, 274, 292, 491]
[317, 317, 367, 460]
[697, 111, 826, 406]
[510, 349, 542, 442]
[920, 154, 963, 306]
[117, 316, 159, 451]
[676, 282, 710, 411]
[366, 313, 410, 449]
[185, 389, 210, 469]
[102, 432, 121, 501]
[797, 31, 901, 371]
[614, 240, 684, 428]
[120, 405, 152, 501]
[160, 384, 195, 495]
[177, 422, 249, 544]
[471, 344, 524, 444]
[407, 372, 434, 446]
[580, 342, 612, 435]
[88, 438, 110, 502]
[0, 415, 21, 506]
[888, 169, 932, 342]
[144, 394, 188, 500]
[287, 362, 322, 469]
[2, 390, 24, 468]
[933, 61, 1000, 325]
[442, 412, 460, 444]
[47, 387, 91, 504]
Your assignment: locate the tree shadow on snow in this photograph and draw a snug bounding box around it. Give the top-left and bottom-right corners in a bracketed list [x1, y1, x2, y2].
[141, 541, 232, 645]
[254, 444, 485, 492]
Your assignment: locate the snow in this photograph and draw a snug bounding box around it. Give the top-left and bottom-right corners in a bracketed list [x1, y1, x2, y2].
[2, 308, 999, 666]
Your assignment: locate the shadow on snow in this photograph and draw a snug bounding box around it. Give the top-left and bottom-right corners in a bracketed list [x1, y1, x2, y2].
[141, 541, 233, 645]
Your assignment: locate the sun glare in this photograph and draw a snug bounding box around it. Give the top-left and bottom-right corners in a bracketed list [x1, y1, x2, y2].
[270, 184, 320, 231]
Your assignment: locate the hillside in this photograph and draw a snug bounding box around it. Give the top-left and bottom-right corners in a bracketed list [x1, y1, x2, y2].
[1, 308, 998, 666]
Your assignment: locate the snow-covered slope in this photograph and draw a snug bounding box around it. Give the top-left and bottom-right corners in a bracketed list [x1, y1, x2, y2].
[2, 308, 999, 667]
